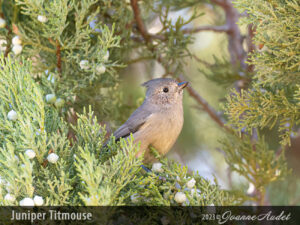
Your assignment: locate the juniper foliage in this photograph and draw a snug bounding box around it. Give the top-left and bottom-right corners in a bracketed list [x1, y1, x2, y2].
[225, 0, 300, 146]
[217, 0, 298, 203]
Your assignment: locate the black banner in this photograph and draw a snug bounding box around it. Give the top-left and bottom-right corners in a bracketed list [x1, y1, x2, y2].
[0, 206, 299, 225]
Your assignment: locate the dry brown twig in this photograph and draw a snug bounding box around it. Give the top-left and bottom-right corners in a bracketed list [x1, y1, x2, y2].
[130, 0, 150, 41]
[56, 40, 62, 76]
[130, 0, 231, 42]
[177, 75, 231, 132]
[0, 12, 12, 58]
[182, 25, 229, 34]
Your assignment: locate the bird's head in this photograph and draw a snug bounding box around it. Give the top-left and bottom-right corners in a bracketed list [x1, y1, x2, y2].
[142, 78, 188, 106]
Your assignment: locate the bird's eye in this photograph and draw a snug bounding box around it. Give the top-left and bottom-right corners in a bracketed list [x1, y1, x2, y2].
[163, 87, 169, 93]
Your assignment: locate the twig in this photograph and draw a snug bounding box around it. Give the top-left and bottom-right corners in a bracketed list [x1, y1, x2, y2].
[115, 20, 135, 36]
[177, 75, 231, 132]
[212, 0, 246, 69]
[56, 40, 62, 76]
[132, 24, 229, 42]
[0, 12, 12, 57]
[182, 25, 229, 34]
[4, 27, 12, 58]
[246, 23, 256, 73]
[23, 40, 56, 53]
[130, 0, 229, 42]
[126, 56, 154, 65]
[211, 0, 227, 7]
[192, 54, 212, 67]
[130, 0, 150, 41]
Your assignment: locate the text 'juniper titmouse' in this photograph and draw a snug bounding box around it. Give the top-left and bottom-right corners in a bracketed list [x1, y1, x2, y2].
[108, 78, 188, 163]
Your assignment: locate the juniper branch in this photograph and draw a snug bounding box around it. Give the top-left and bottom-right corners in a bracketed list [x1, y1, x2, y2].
[246, 24, 256, 73]
[130, 0, 150, 41]
[0, 12, 12, 57]
[56, 39, 62, 76]
[182, 25, 229, 34]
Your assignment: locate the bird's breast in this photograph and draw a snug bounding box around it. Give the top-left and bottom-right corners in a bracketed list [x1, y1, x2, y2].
[148, 107, 184, 155]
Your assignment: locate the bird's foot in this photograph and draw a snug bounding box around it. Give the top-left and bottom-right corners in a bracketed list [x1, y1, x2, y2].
[140, 165, 152, 173]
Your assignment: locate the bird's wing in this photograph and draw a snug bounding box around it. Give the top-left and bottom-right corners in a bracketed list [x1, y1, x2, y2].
[113, 106, 153, 141]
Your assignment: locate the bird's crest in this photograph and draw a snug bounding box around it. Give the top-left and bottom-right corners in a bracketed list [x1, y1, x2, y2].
[141, 78, 174, 88]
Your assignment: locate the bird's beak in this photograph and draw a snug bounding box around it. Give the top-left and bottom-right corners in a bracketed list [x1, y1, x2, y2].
[178, 81, 188, 89]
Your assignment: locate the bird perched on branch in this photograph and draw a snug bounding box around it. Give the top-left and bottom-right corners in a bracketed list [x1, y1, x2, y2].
[105, 78, 188, 163]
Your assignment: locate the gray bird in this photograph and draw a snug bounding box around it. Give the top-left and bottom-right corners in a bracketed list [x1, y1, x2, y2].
[107, 78, 188, 163]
